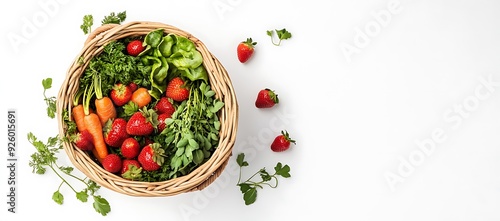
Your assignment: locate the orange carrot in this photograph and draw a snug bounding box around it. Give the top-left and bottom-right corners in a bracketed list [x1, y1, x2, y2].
[72, 89, 87, 132]
[131, 87, 152, 108]
[94, 75, 116, 125]
[84, 112, 108, 159]
[83, 83, 108, 160]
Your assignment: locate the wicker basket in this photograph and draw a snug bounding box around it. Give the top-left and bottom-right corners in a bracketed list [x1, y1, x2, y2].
[56, 21, 238, 197]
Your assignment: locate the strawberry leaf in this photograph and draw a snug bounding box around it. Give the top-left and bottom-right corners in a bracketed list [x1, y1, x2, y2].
[243, 188, 257, 205]
[236, 153, 248, 167]
[93, 195, 111, 216]
[76, 191, 89, 202]
[52, 191, 64, 205]
[274, 162, 291, 178]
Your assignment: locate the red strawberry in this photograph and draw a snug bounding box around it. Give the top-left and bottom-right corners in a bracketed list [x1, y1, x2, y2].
[121, 137, 141, 159]
[110, 83, 133, 106]
[138, 143, 165, 171]
[102, 154, 122, 173]
[121, 159, 142, 180]
[166, 77, 190, 102]
[157, 113, 171, 132]
[127, 40, 145, 57]
[103, 118, 130, 148]
[271, 130, 296, 152]
[127, 82, 138, 92]
[237, 38, 257, 63]
[126, 108, 158, 136]
[255, 88, 279, 108]
[155, 97, 175, 115]
[71, 130, 94, 151]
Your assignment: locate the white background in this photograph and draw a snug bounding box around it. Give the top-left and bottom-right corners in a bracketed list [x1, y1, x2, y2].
[2, 0, 500, 220]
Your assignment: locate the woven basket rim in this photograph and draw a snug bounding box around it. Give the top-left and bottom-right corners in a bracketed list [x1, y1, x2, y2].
[56, 21, 238, 197]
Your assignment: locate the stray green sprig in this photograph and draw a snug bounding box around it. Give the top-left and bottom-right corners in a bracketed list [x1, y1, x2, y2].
[42, 78, 56, 119]
[101, 11, 127, 25]
[80, 14, 93, 35]
[266, 28, 292, 46]
[28, 78, 111, 216]
[236, 153, 291, 205]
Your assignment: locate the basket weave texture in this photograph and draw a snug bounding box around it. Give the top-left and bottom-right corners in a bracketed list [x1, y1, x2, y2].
[56, 21, 238, 197]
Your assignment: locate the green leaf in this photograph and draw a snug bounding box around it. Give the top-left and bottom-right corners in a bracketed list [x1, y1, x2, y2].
[93, 195, 111, 216]
[176, 138, 188, 148]
[274, 163, 291, 178]
[59, 166, 74, 174]
[80, 14, 93, 35]
[193, 149, 204, 165]
[213, 120, 220, 131]
[238, 183, 251, 193]
[188, 138, 199, 149]
[144, 28, 164, 48]
[42, 78, 52, 90]
[210, 101, 224, 113]
[204, 90, 215, 98]
[76, 191, 88, 202]
[243, 188, 257, 205]
[259, 169, 272, 182]
[159, 34, 175, 57]
[52, 191, 64, 205]
[236, 153, 248, 167]
[276, 28, 292, 40]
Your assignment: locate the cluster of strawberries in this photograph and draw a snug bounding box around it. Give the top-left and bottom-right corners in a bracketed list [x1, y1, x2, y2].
[72, 76, 189, 179]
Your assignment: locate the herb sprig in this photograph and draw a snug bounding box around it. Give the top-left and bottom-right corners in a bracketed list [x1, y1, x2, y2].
[266, 28, 292, 46]
[80, 11, 126, 35]
[236, 153, 291, 205]
[42, 78, 56, 119]
[28, 78, 111, 216]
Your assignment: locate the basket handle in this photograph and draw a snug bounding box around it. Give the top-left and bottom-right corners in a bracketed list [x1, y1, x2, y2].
[84, 24, 119, 45]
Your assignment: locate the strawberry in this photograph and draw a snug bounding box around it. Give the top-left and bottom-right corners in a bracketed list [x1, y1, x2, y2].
[154, 97, 175, 115]
[127, 40, 145, 57]
[166, 77, 190, 102]
[121, 137, 141, 159]
[237, 38, 257, 63]
[71, 130, 94, 151]
[121, 159, 142, 180]
[103, 118, 130, 148]
[271, 130, 296, 152]
[110, 83, 133, 106]
[138, 143, 165, 171]
[102, 154, 122, 173]
[128, 82, 138, 92]
[157, 112, 171, 132]
[126, 108, 158, 136]
[255, 88, 279, 108]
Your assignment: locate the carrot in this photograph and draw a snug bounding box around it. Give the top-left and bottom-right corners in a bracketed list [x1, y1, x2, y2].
[72, 89, 87, 132]
[131, 87, 152, 108]
[83, 83, 108, 160]
[93, 74, 116, 125]
[84, 112, 108, 159]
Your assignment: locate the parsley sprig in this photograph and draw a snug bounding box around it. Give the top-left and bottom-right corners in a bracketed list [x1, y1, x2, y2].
[80, 11, 126, 35]
[236, 153, 291, 205]
[28, 78, 111, 216]
[101, 11, 127, 25]
[266, 28, 292, 46]
[42, 78, 56, 119]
